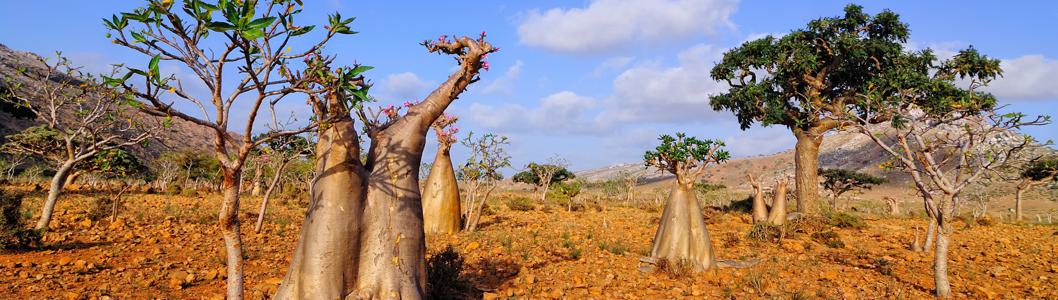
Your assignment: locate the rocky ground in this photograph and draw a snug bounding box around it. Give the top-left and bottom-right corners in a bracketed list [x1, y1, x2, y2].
[1, 186, 1056, 299]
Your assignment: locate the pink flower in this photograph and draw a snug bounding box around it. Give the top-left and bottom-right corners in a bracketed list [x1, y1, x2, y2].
[438, 35, 447, 43]
[404, 101, 413, 107]
[482, 61, 490, 71]
[481, 31, 486, 37]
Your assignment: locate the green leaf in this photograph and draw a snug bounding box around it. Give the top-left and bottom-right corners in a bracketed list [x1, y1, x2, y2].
[246, 17, 276, 30]
[240, 29, 265, 40]
[349, 65, 373, 76]
[207, 21, 236, 32]
[149, 55, 160, 78]
[289, 25, 314, 36]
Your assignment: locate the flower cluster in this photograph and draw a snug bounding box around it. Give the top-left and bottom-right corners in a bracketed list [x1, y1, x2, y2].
[433, 113, 459, 146]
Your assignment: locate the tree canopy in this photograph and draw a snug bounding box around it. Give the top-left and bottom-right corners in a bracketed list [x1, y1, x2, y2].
[709, 4, 911, 131]
[644, 133, 728, 184]
[819, 168, 886, 198]
[512, 163, 574, 186]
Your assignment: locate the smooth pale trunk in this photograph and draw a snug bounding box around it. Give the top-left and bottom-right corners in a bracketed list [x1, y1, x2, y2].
[251, 166, 264, 196]
[422, 148, 460, 234]
[218, 168, 245, 300]
[792, 128, 823, 215]
[35, 160, 75, 230]
[255, 159, 290, 233]
[275, 119, 363, 299]
[767, 181, 788, 225]
[649, 183, 715, 272]
[354, 127, 427, 298]
[933, 199, 953, 298]
[751, 186, 767, 223]
[1015, 184, 1027, 221]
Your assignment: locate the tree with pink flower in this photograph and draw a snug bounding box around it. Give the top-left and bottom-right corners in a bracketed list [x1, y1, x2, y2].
[422, 113, 461, 234]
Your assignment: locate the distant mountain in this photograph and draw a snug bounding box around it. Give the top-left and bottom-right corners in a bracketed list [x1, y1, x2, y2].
[0, 43, 224, 160]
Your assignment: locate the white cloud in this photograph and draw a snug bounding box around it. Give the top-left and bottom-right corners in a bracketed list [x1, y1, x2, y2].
[467, 91, 600, 133]
[592, 56, 635, 76]
[379, 72, 432, 101]
[482, 60, 524, 95]
[595, 44, 728, 126]
[517, 0, 738, 53]
[988, 55, 1058, 100]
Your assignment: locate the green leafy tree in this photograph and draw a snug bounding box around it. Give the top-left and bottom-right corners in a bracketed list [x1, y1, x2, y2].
[1, 51, 157, 230]
[852, 47, 1050, 298]
[710, 4, 910, 215]
[102, 1, 359, 296]
[513, 158, 575, 201]
[1013, 157, 1058, 221]
[819, 168, 886, 209]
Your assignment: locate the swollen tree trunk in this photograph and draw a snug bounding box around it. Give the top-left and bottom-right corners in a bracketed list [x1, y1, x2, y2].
[276, 118, 364, 299]
[792, 128, 823, 215]
[35, 160, 76, 230]
[349, 121, 431, 298]
[255, 159, 290, 233]
[767, 179, 788, 225]
[422, 148, 460, 234]
[218, 167, 245, 300]
[748, 175, 767, 223]
[1015, 181, 1029, 222]
[885, 197, 900, 216]
[648, 182, 715, 272]
[251, 165, 264, 196]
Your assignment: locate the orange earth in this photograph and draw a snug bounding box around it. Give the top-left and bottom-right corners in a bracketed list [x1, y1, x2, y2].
[1, 186, 1056, 299]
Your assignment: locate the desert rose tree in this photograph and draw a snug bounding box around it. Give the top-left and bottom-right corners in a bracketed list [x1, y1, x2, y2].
[852, 48, 1050, 298]
[103, 1, 359, 298]
[0, 53, 155, 230]
[422, 113, 461, 234]
[459, 131, 511, 232]
[275, 35, 497, 298]
[253, 133, 311, 233]
[641, 133, 729, 272]
[710, 4, 912, 215]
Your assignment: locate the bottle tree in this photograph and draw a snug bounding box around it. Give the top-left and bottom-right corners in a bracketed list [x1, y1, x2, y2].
[276, 34, 497, 298]
[422, 113, 460, 234]
[642, 133, 728, 272]
[709, 4, 910, 215]
[852, 48, 1050, 298]
[103, 1, 357, 298]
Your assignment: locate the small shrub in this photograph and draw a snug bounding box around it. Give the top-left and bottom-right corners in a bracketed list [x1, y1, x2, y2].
[505, 197, 534, 211]
[746, 223, 784, 242]
[598, 240, 627, 255]
[874, 258, 893, 276]
[976, 215, 996, 226]
[86, 197, 121, 221]
[0, 189, 42, 250]
[164, 184, 182, 195]
[822, 210, 867, 229]
[721, 196, 753, 213]
[655, 258, 694, 279]
[427, 245, 474, 299]
[810, 231, 845, 248]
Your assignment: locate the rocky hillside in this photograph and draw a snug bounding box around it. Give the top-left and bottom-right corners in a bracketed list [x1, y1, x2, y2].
[577, 123, 1056, 189]
[0, 43, 221, 160]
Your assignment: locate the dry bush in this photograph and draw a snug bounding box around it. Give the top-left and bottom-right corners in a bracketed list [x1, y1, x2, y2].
[810, 230, 845, 248]
[426, 245, 475, 300]
[746, 223, 786, 242]
[821, 210, 867, 229]
[655, 258, 695, 279]
[0, 189, 41, 250]
[505, 197, 535, 211]
[86, 197, 122, 221]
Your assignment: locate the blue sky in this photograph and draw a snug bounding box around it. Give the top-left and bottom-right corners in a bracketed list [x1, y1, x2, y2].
[2, 1, 1056, 173]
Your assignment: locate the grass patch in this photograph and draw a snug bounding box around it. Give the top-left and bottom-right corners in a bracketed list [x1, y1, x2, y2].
[505, 197, 535, 211]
